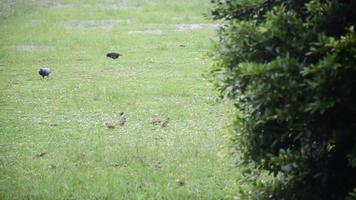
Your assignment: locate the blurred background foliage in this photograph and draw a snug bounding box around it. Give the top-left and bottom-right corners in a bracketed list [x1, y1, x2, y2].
[208, 0, 356, 199]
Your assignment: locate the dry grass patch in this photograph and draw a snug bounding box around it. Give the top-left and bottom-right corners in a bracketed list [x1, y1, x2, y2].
[128, 30, 163, 36]
[175, 24, 218, 32]
[62, 20, 131, 29]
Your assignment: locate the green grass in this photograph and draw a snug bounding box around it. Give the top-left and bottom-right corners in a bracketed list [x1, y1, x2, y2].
[0, 0, 241, 199]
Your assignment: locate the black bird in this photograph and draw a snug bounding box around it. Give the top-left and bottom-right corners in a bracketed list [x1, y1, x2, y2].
[38, 67, 51, 79]
[106, 52, 122, 59]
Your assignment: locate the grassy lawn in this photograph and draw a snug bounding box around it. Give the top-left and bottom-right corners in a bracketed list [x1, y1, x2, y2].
[0, 0, 241, 199]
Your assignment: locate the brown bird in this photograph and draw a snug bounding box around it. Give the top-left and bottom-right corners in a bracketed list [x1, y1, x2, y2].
[176, 176, 186, 187]
[35, 151, 47, 158]
[151, 118, 162, 125]
[104, 122, 115, 129]
[106, 52, 122, 59]
[161, 117, 170, 128]
[154, 161, 163, 170]
[119, 112, 126, 126]
[112, 162, 120, 168]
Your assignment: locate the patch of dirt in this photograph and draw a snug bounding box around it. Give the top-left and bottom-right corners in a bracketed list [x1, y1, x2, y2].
[16, 45, 53, 52]
[0, 0, 63, 16]
[31, 0, 63, 7]
[21, 0, 63, 8]
[111, 0, 156, 9]
[128, 30, 163, 35]
[110, 2, 134, 9]
[171, 16, 201, 21]
[62, 20, 130, 29]
[47, 3, 137, 10]
[175, 24, 219, 32]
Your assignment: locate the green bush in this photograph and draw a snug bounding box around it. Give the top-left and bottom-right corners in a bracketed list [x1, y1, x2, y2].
[208, 0, 356, 199]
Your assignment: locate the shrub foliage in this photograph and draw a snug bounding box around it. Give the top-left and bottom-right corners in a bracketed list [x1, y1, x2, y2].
[209, 0, 356, 199]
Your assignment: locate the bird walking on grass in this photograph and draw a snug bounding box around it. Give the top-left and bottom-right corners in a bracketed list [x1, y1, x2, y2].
[151, 116, 170, 128]
[161, 117, 170, 128]
[38, 67, 51, 79]
[151, 118, 162, 125]
[104, 122, 115, 129]
[176, 176, 186, 187]
[119, 112, 126, 126]
[35, 151, 47, 158]
[106, 52, 122, 59]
